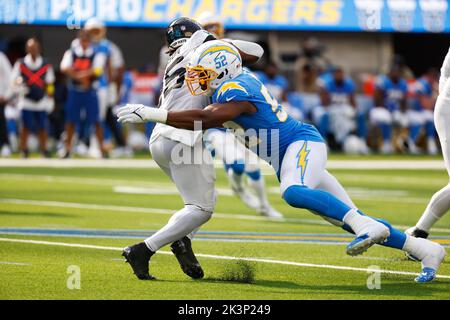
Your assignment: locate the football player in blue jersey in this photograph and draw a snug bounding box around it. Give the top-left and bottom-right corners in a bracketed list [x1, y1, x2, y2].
[407, 69, 439, 155]
[370, 67, 409, 154]
[314, 67, 368, 153]
[118, 40, 445, 283]
[84, 18, 129, 158]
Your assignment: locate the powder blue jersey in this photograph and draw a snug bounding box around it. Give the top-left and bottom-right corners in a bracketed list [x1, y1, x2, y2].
[254, 71, 288, 102]
[412, 77, 433, 111]
[212, 71, 323, 173]
[319, 75, 355, 105]
[93, 39, 111, 88]
[376, 75, 408, 111]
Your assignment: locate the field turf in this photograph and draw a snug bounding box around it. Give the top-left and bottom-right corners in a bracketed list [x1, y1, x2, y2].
[0, 161, 449, 300]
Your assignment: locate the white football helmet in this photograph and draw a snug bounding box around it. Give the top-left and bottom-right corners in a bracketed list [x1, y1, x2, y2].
[186, 40, 243, 96]
[84, 17, 106, 43]
[197, 11, 225, 39]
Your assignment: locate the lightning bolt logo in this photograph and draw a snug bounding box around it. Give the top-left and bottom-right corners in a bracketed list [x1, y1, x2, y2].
[217, 82, 248, 99]
[296, 142, 310, 184]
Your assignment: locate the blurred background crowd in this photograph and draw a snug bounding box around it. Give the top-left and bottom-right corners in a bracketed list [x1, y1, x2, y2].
[0, 1, 449, 159]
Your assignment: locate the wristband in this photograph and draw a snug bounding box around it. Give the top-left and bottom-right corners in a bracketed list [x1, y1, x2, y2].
[144, 107, 168, 124]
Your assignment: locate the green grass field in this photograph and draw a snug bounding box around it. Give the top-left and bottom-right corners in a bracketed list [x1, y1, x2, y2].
[1, 161, 450, 300]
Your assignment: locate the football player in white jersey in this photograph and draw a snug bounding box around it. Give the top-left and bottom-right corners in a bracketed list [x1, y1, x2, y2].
[197, 12, 282, 219]
[406, 47, 450, 242]
[121, 18, 265, 280]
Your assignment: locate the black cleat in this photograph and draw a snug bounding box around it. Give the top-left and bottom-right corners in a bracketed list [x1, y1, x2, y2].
[171, 237, 204, 279]
[405, 227, 430, 261]
[122, 242, 156, 280]
[410, 228, 429, 239]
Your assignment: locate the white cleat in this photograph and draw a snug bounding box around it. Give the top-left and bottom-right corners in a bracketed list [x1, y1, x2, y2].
[381, 143, 393, 155]
[408, 139, 421, 155]
[346, 221, 390, 256]
[227, 169, 261, 210]
[234, 187, 261, 210]
[415, 240, 446, 283]
[258, 205, 284, 220]
[0, 145, 12, 157]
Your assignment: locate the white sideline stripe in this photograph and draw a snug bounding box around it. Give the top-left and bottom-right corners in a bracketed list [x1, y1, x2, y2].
[0, 261, 31, 266]
[0, 173, 435, 204]
[0, 237, 449, 280]
[0, 198, 280, 222]
[2, 198, 450, 232]
[0, 159, 447, 171]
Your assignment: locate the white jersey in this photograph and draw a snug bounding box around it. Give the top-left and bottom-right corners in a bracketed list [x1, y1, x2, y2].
[151, 30, 265, 146]
[440, 46, 450, 94]
[151, 30, 212, 146]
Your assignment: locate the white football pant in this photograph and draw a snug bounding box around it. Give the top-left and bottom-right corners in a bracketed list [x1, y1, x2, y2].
[144, 136, 216, 252]
[416, 78, 450, 233]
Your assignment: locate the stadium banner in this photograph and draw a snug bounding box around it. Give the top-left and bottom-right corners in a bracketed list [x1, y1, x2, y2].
[0, 0, 449, 33]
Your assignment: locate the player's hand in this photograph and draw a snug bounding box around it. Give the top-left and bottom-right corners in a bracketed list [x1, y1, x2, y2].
[117, 104, 148, 123]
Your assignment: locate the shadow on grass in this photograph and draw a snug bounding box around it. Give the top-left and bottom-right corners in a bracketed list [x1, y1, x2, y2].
[251, 279, 450, 298]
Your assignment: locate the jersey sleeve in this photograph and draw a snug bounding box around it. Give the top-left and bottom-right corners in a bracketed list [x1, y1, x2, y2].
[110, 42, 125, 69]
[214, 80, 251, 104]
[60, 50, 73, 70]
[45, 65, 55, 84]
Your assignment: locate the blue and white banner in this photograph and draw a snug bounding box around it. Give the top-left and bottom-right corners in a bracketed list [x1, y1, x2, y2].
[0, 0, 449, 33]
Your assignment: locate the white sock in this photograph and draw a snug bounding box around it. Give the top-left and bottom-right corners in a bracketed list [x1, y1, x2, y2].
[416, 184, 450, 233]
[343, 209, 378, 236]
[403, 235, 445, 270]
[144, 205, 212, 252]
[403, 235, 428, 260]
[247, 175, 269, 208]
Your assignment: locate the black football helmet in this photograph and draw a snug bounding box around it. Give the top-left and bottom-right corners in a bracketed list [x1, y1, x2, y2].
[166, 17, 203, 54]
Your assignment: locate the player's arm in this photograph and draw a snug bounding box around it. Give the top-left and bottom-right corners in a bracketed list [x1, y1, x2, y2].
[117, 101, 256, 130]
[225, 40, 264, 66]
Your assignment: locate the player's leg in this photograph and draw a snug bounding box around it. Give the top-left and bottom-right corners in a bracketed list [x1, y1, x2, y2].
[123, 137, 215, 280]
[36, 111, 49, 157]
[61, 89, 80, 158]
[204, 129, 260, 209]
[314, 151, 446, 282]
[280, 140, 390, 256]
[369, 107, 393, 154]
[407, 110, 425, 154]
[240, 140, 283, 218]
[87, 89, 106, 157]
[19, 110, 32, 158]
[424, 110, 438, 155]
[408, 79, 450, 238]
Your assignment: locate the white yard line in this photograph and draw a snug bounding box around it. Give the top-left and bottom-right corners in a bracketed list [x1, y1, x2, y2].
[0, 198, 283, 222]
[0, 261, 31, 266]
[0, 237, 449, 280]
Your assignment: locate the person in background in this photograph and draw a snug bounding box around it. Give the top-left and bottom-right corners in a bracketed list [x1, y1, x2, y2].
[255, 61, 288, 102]
[370, 66, 408, 154]
[84, 18, 128, 157]
[60, 30, 107, 159]
[408, 68, 439, 155]
[0, 50, 12, 157]
[314, 67, 368, 153]
[10, 38, 55, 158]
